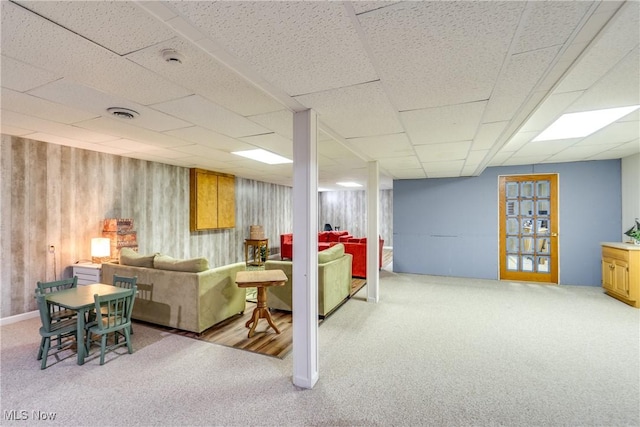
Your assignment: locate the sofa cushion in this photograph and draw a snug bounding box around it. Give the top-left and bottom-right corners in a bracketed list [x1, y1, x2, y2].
[120, 247, 156, 268]
[154, 255, 209, 272]
[318, 243, 345, 264]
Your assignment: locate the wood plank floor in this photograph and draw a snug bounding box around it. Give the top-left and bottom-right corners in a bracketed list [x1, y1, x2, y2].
[147, 249, 391, 359]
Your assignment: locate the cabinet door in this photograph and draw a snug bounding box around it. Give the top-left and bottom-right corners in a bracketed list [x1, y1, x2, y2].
[217, 174, 235, 228]
[613, 260, 629, 297]
[602, 258, 615, 292]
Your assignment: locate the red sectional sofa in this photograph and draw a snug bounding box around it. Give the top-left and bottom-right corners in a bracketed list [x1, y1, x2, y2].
[280, 231, 350, 260]
[331, 237, 384, 278]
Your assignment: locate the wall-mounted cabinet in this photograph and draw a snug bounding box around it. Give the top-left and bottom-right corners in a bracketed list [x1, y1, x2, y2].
[189, 168, 235, 231]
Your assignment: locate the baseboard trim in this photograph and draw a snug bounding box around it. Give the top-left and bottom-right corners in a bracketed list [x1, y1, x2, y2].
[0, 310, 38, 326]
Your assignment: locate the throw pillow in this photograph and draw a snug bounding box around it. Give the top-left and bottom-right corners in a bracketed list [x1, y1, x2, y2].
[120, 247, 156, 268]
[318, 243, 345, 264]
[154, 255, 209, 272]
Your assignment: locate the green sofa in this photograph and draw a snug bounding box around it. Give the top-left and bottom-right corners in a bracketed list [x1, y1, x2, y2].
[264, 243, 353, 317]
[101, 250, 246, 333]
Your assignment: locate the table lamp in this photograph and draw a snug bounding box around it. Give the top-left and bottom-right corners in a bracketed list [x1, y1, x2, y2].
[91, 237, 111, 264]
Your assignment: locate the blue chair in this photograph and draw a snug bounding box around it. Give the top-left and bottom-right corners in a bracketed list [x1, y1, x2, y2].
[85, 286, 136, 365]
[35, 293, 77, 369]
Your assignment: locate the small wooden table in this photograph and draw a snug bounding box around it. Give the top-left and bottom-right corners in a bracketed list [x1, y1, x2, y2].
[235, 269, 287, 338]
[45, 283, 131, 365]
[244, 238, 269, 266]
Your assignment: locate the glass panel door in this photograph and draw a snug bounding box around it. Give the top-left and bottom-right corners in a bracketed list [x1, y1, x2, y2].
[499, 174, 558, 284]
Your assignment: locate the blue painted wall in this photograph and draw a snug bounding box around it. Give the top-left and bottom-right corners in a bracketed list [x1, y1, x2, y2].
[393, 160, 621, 286]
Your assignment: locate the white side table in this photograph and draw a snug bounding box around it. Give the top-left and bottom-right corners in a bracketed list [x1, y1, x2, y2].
[72, 263, 102, 286]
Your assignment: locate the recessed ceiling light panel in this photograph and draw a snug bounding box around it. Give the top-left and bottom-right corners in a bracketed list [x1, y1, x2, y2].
[231, 149, 292, 165]
[336, 182, 362, 188]
[533, 105, 640, 141]
[107, 107, 139, 119]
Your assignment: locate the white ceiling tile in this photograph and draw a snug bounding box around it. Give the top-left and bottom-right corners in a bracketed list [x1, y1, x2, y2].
[502, 131, 543, 152]
[170, 1, 378, 96]
[501, 155, 550, 165]
[351, 2, 402, 15]
[164, 126, 254, 152]
[554, 1, 639, 94]
[511, 1, 593, 54]
[318, 139, 361, 161]
[172, 144, 241, 162]
[378, 156, 422, 170]
[576, 120, 640, 146]
[0, 55, 59, 92]
[359, 1, 524, 110]
[24, 132, 123, 153]
[402, 101, 487, 145]
[483, 46, 560, 123]
[98, 139, 163, 153]
[346, 133, 414, 159]
[488, 152, 515, 166]
[27, 79, 190, 132]
[472, 121, 509, 151]
[152, 95, 268, 138]
[247, 110, 293, 140]
[0, 124, 33, 136]
[14, 1, 176, 55]
[1, 110, 118, 143]
[465, 150, 490, 166]
[126, 37, 283, 117]
[387, 168, 426, 179]
[75, 117, 192, 148]
[295, 82, 403, 138]
[2, 87, 98, 124]
[414, 141, 471, 162]
[512, 139, 577, 157]
[1, 1, 191, 105]
[546, 145, 615, 162]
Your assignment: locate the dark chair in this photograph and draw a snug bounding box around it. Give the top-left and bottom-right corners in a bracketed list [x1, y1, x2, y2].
[36, 277, 78, 321]
[323, 223, 333, 231]
[85, 286, 136, 365]
[109, 275, 137, 334]
[35, 293, 77, 370]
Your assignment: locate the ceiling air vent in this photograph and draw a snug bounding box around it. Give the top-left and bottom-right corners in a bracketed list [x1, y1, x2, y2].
[107, 107, 139, 119]
[162, 49, 185, 64]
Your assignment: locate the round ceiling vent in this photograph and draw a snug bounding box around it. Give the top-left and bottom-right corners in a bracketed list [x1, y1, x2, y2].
[162, 49, 185, 64]
[107, 107, 139, 119]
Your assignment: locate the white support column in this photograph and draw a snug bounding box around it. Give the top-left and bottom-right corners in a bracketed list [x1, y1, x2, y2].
[367, 160, 380, 303]
[292, 109, 319, 389]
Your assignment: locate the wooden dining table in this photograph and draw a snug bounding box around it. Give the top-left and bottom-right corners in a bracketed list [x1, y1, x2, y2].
[45, 283, 131, 365]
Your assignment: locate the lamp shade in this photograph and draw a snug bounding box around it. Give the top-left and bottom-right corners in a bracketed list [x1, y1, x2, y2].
[91, 237, 110, 263]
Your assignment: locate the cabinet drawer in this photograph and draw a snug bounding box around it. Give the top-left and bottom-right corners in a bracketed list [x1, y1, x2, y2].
[602, 247, 629, 262]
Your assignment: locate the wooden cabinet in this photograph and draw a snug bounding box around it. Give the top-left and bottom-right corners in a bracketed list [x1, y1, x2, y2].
[601, 243, 640, 308]
[189, 168, 235, 231]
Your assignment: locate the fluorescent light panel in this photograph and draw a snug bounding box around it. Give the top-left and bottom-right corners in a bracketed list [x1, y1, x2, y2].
[231, 149, 292, 164]
[336, 182, 362, 188]
[533, 105, 640, 142]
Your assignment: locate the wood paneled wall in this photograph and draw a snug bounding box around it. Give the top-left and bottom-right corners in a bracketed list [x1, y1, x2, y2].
[0, 135, 292, 316]
[318, 189, 393, 246]
[1, 135, 393, 317]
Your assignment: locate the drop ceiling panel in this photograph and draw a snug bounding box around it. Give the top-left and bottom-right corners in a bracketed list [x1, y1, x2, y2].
[151, 95, 269, 138]
[401, 101, 487, 145]
[14, 1, 176, 55]
[318, 139, 361, 161]
[125, 37, 283, 117]
[359, 1, 524, 110]
[170, 1, 378, 96]
[27, 79, 190, 132]
[483, 46, 560, 123]
[0, 124, 32, 136]
[97, 139, 164, 153]
[546, 145, 614, 162]
[378, 156, 422, 170]
[0, 55, 59, 92]
[388, 168, 426, 180]
[247, 110, 294, 140]
[164, 127, 254, 152]
[512, 139, 577, 157]
[422, 160, 464, 177]
[519, 92, 584, 132]
[1, 1, 191, 106]
[24, 132, 123, 154]
[554, 1, 639, 94]
[414, 141, 471, 162]
[294, 82, 403, 138]
[511, 1, 594, 54]
[1, 110, 117, 143]
[346, 133, 414, 159]
[1, 88, 98, 124]
[171, 144, 241, 161]
[471, 121, 509, 151]
[75, 117, 192, 148]
[576, 121, 640, 146]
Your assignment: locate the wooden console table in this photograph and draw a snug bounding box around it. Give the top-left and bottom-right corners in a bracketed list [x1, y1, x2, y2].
[235, 269, 287, 338]
[244, 238, 268, 266]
